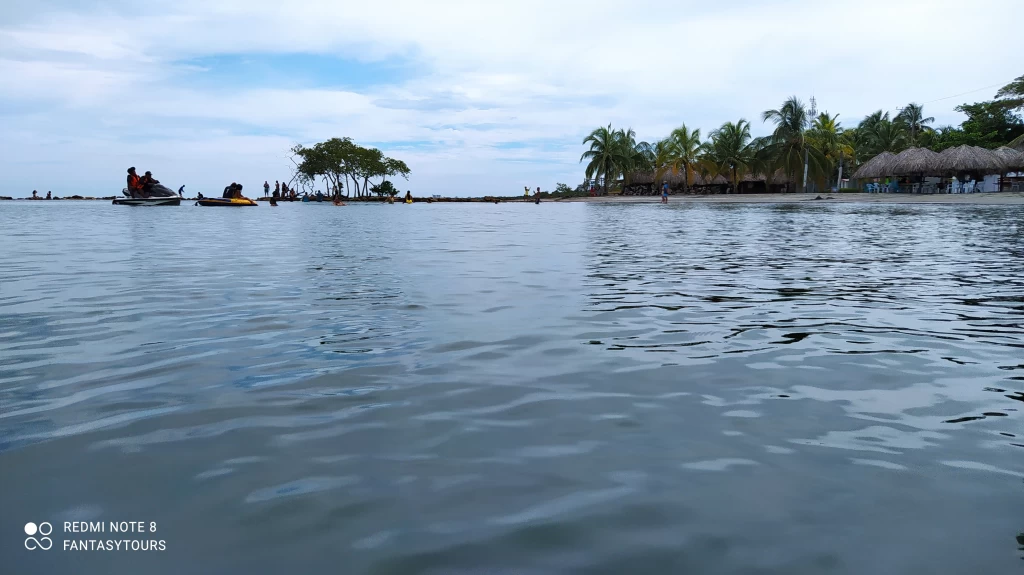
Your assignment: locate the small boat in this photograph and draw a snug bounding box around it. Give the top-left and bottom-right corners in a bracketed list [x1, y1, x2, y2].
[196, 197, 258, 207]
[113, 186, 181, 206]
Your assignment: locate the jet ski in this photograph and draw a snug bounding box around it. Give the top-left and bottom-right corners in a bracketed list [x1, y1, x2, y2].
[113, 185, 181, 206]
[196, 197, 257, 207]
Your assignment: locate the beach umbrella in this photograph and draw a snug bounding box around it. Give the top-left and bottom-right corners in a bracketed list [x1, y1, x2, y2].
[994, 146, 1024, 172]
[889, 147, 942, 176]
[934, 145, 1007, 175]
[851, 151, 897, 179]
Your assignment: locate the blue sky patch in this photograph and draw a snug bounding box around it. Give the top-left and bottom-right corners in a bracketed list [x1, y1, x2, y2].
[172, 52, 420, 91]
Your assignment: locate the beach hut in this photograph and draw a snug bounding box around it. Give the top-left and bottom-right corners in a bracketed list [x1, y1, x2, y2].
[889, 147, 942, 176]
[934, 145, 1008, 193]
[851, 151, 897, 179]
[737, 169, 792, 193]
[934, 145, 1007, 175]
[994, 146, 1024, 172]
[1010, 134, 1024, 152]
[994, 146, 1024, 192]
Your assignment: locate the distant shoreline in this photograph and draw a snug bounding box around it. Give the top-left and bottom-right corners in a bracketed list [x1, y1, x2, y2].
[5, 192, 1024, 205]
[559, 192, 1024, 205]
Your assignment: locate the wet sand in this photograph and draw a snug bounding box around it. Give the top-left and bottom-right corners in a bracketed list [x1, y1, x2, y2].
[562, 192, 1024, 205]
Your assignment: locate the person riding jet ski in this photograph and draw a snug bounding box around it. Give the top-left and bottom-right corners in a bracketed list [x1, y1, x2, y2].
[127, 167, 144, 197]
[140, 171, 160, 195]
[124, 167, 176, 198]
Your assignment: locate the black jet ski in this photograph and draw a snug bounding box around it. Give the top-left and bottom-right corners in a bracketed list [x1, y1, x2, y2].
[113, 184, 181, 206]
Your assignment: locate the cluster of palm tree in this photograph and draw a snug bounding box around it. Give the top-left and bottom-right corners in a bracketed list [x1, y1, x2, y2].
[581, 98, 940, 194]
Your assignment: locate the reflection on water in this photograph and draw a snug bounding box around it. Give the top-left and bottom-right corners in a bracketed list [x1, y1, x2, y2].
[1, 201, 1023, 574]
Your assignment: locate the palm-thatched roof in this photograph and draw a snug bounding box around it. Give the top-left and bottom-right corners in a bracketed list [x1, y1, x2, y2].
[1009, 134, 1024, 152]
[889, 147, 942, 176]
[740, 169, 792, 184]
[994, 146, 1024, 171]
[851, 151, 897, 179]
[934, 145, 1007, 174]
[628, 170, 699, 186]
[692, 173, 728, 186]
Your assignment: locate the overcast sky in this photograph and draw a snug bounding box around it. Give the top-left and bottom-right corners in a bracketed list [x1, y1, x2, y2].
[1, 0, 1021, 197]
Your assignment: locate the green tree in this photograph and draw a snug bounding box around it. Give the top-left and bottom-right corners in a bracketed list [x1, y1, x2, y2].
[808, 112, 853, 190]
[291, 138, 411, 198]
[867, 119, 909, 155]
[371, 180, 397, 197]
[762, 96, 824, 190]
[614, 127, 641, 188]
[663, 124, 702, 194]
[996, 74, 1024, 110]
[859, 110, 890, 132]
[954, 100, 1024, 148]
[895, 103, 934, 146]
[580, 125, 619, 195]
[707, 119, 753, 193]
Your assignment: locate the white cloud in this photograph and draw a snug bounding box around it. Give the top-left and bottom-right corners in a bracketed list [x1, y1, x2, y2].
[0, 0, 1021, 196]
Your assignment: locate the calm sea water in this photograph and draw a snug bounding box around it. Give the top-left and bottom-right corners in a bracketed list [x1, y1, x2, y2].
[2, 200, 1024, 574]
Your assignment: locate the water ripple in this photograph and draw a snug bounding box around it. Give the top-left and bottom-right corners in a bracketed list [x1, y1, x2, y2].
[3, 202, 1024, 573]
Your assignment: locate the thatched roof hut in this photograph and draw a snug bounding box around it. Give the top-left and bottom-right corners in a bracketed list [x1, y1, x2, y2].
[628, 169, 701, 186]
[693, 173, 728, 186]
[851, 151, 896, 179]
[934, 145, 1007, 174]
[889, 147, 942, 176]
[994, 146, 1024, 171]
[740, 169, 791, 184]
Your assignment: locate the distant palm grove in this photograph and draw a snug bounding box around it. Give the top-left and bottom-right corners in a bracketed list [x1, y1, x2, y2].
[581, 74, 1024, 194]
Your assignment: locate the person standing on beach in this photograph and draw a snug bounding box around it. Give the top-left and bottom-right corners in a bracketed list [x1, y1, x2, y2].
[178, 185, 185, 197]
[524, 186, 530, 200]
[662, 183, 669, 203]
[264, 181, 270, 198]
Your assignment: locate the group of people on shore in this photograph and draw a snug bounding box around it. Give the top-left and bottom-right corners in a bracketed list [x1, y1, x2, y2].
[523, 186, 542, 203]
[30, 190, 52, 200]
[264, 180, 299, 201]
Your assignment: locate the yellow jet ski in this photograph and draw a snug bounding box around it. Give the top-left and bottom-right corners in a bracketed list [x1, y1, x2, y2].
[197, 197, 257, 207]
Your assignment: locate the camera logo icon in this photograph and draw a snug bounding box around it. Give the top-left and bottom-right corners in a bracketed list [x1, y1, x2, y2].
[24, 522, 53, 550]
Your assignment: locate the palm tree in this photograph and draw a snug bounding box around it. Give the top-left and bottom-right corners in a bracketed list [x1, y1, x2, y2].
[859, 110, 890, 132]
[653, 139, 675, 182]
[762, 96, 822, 190]
[612, 128, 639, 189]
[895, 103, 934, 145]
[868, 119, 909, 155]
[808, 112, 853, 190]
[748, 136, 781, 191]
[663, 124, 702, 194]
[708, 119, 753, 193]
[581, 125, 617, 195]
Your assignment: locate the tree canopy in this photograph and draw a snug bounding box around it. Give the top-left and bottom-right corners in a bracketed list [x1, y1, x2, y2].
[290, 138, 410, 197]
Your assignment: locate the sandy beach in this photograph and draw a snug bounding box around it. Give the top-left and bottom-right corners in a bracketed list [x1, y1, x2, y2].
[561, 192, 1024, 205]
